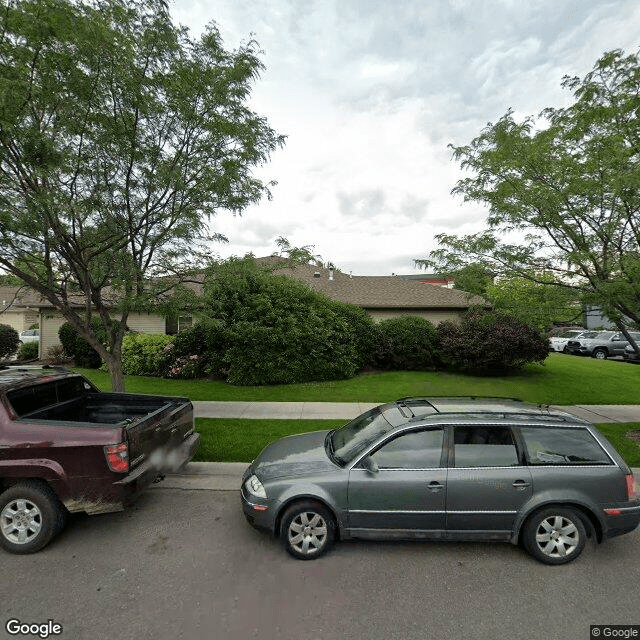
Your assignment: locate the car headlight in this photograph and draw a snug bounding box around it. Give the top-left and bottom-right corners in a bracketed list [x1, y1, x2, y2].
[245, 474, 267, 498]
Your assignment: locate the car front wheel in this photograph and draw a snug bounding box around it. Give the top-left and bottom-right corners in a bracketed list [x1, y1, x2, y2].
[0, 481, 65, 554]
[522, 507, 587, 565]
[592, 348, 608, 360]
[280, 501, 335, 560]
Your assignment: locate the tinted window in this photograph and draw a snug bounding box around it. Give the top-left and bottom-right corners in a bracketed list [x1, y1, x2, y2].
[370, 429, 443, 469]
[454, 426, 519, 467]
[520, 427, 611, 465]
[7, 378, 89, 417]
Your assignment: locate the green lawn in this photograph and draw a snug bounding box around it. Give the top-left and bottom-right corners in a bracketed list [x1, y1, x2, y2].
[78, 353, 640, 405]
[194, 418, 640, 467]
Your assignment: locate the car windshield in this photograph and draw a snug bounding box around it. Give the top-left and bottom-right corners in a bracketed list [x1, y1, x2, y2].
[329, 407, 395, 466]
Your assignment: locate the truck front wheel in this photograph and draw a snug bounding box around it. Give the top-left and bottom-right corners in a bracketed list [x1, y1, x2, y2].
[0, 481, 64, 554]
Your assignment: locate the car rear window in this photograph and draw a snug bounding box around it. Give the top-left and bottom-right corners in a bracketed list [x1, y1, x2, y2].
[520, 427, 612, 465]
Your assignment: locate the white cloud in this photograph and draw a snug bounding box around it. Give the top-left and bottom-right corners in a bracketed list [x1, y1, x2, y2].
[171, 0, 640, 274]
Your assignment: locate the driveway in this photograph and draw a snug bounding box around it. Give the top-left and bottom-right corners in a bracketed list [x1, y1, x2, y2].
[1, 486, 638, 640]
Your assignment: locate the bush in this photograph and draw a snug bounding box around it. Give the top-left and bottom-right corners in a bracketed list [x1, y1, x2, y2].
[331, 301, 379, 370]
[44, 345, 67, 365]
[58, 318, 109, 368]
[17, 341, 39, 360]
[120, 333, 174, 376]
[199, 257, 363, 385]
[436, 310, 549, 373]
[0, 324, 20, 359]
[374, 316, 438, 370]
[169, 319, 227, 378]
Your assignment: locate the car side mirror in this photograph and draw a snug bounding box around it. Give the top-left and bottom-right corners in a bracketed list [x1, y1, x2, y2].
[361, 456, 379, 474]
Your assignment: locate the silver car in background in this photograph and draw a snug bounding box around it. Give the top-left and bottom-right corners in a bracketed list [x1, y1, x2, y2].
[566, 331, 640, 359]
[241, 398, 639, 564]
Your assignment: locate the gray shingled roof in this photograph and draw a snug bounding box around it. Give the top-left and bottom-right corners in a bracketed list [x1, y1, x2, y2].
[269, 261, 487, 309]
[0, 260, 487, 312]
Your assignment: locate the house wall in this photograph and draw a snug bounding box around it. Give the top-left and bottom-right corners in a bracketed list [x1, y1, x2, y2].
[40, 311, 166, 359]
[364, 308, 464, 324]
[0, 309, 38, 333]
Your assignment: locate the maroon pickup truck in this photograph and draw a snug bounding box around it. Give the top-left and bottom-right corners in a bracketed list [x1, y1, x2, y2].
[0, 367, 199, 554]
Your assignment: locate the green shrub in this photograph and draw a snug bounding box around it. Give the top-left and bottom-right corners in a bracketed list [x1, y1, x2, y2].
[121, 333, 174, 376]
[198, 257, 363, 385]
[17, 341, 39, 360]
[169, 319, 227, 378]
[436, 309, 549, 373]
[58, 318, 112, 368]
[0, 324, 20, 359]
[331, 301, 379, 369]
[374, 316, 438, 370]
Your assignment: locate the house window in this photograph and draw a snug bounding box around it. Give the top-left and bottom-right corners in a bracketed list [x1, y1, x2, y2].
[165, 315, 193, 335]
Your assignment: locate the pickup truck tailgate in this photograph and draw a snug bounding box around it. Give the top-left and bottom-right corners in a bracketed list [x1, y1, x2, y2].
[124, 396, 195, 473]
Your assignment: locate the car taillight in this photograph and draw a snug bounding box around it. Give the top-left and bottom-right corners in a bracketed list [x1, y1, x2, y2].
[105, 442, 129, 473]
[625, 473, 636, 501]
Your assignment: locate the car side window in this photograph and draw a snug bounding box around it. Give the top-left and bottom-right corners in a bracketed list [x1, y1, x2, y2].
[369, 429, 444, 469]
[453, 426, 519, 468]
[519, 427, 612, 465]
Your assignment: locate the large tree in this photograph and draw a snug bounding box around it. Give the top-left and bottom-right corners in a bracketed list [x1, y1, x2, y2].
[418, 49, 640, 350]
[0, 0, 284, 389]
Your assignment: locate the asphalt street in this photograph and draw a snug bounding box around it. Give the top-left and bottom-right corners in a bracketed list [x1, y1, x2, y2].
[1, 485, 638, 640]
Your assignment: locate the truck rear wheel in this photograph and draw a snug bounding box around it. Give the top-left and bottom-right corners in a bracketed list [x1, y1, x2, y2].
[0, 481, 64, 554]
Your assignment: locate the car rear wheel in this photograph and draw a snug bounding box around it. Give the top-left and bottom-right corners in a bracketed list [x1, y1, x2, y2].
[522, 507, 587, 565]
[592, 348, 608, 360]
[0, 481, 65, 554]
[280, 501, 335, 560]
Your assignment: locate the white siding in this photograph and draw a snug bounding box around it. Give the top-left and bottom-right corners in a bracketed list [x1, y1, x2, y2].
[126, 313, 166, 334]
[40, 311, 66, 358]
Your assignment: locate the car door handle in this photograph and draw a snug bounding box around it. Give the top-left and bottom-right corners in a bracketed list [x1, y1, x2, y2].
[512, 480, 531, 490]
[427, 481, 444, 492]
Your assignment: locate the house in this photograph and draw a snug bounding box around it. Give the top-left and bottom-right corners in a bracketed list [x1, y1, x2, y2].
[0, 286, 166, 358]
[269, 261, 486, 323]
[1, 260, 487, 358]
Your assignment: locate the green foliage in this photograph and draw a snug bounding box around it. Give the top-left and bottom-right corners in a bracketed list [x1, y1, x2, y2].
[59, 319, 106, 368]
[0, 324, 20, 359]
[420, 49, 640, 331]
[169, 319, 227, 379]
[198, 257, 363, 385]
[0, 0, 283, 390]
[485, 275, 581, 332]
[374, 316, 438, 370]
[437, 310, 549, 373]
[452, 264, 494, 296]
[17, 341, 38, 360]
[120, 333, 174, 376]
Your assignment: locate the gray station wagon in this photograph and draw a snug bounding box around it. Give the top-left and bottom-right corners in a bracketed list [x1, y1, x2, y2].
[241, 398, 639, 564]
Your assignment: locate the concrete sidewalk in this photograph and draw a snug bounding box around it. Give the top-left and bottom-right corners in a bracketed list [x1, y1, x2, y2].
[193, 401, 640, 423]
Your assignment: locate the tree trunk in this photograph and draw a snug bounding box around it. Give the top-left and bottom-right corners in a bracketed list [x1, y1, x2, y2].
[104, 352, 126, 392]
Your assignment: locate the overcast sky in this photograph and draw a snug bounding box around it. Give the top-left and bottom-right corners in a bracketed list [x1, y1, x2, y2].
[171, 0, 640, 275]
